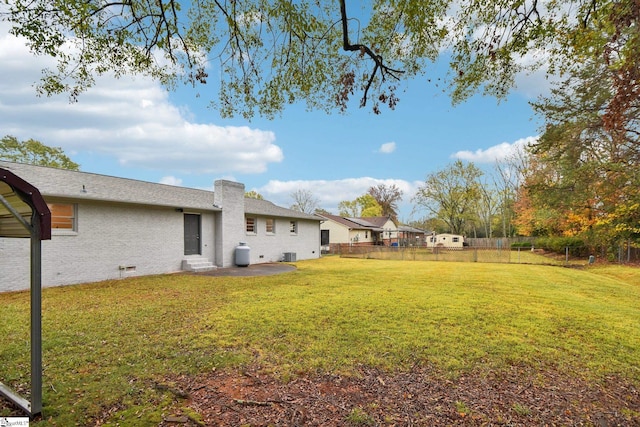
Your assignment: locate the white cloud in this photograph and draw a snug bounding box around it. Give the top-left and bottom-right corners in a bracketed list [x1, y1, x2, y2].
[378, 142, 397, 154]
[452, 136, 537, 163]
[256, 177, 422, 215]
[512, 49, 559, 99]
[0, 24, 283, 176]
[159, 176, 183, 186]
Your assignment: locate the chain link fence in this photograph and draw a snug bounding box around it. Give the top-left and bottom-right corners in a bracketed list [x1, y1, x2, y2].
[338, 245, 593, 266]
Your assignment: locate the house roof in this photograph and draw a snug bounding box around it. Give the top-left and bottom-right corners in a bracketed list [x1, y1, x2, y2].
[0, 161, 321, 221]
[318, 213, 385, 231]
[398, 225, 429, 234]
[244, 197, 322, 221]
[0, 161, 219, 211]
[347, 217, 385, 230]
[355, 216, 394, 228]
[318, 213, 362, 229]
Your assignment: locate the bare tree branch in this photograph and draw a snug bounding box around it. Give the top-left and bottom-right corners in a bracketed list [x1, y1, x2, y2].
[339, 0, 403, 107]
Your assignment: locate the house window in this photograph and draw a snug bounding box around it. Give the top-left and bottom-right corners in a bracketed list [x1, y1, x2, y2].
[49, 203, 77, 231]
[365, 231, 368, 239]
[289, 221, 298, 234]
[266, 218, 275, 234]
[246, 217, 256, 234]
[453, 237, 460, 243]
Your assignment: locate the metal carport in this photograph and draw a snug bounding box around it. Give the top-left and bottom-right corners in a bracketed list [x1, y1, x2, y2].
[0, 166, 51, 417]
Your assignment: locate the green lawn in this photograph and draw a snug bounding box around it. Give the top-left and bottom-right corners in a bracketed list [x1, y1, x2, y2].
[1, 257, 639, 425]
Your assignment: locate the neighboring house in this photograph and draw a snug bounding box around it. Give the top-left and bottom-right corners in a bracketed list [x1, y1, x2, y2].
[354, 216, 398, 246]
[426, 233, 465, 249]
[318, 213, 379, 251]
[397, 225, 429, 247]
[0, 161, 321, 292]
[318, 214, 398, 250]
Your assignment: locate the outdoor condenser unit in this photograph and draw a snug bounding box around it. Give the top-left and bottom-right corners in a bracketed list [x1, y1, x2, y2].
[283, 252, 296, 262]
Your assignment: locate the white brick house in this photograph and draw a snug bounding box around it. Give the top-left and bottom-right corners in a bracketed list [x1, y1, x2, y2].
[0, 161, 321, 292]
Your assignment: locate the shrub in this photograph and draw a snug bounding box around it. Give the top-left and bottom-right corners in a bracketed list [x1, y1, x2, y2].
[511, 241, 533, 249]
[535, 236, 589, 256]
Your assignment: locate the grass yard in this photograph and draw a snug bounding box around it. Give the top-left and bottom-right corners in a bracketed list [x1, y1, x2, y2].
[1, 257, 639, 425]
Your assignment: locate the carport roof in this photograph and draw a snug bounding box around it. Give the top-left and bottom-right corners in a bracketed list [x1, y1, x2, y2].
[0, 167, 51, 239]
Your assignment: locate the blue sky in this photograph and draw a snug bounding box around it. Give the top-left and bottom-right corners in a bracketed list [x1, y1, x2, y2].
[0, 20, 543, 222]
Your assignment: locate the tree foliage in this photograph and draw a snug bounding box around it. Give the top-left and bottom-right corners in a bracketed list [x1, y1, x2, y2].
[517, 56, 640, 244]
[504, 1, 640, 247]
[475, 183, 498, 238]
[290, 189, 319, 214]
[368, 184, 402, 223]
[245, 190, 264, 199]
[492, 146, 530, 238]
[338, 194, 382, 218]
[337, 200, 359, 218]
[0, 135, 80, 170]
[413, 160, 482, 235]
[358, 194, 384, 218]
[3, 0, 632, 119]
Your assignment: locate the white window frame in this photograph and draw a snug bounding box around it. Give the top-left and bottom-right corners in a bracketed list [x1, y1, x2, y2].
[48, 203, 78, 235]
[289, 220, 298, 234]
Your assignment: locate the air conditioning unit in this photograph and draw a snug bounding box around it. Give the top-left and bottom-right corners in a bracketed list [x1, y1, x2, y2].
[283, 252, 296, 262]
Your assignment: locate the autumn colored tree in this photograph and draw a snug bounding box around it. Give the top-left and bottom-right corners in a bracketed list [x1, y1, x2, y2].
[520, 56, 640, 244]
[368, 184, 402, 223]
[0, 135, 80, 170]
[568, 0, 640, 135]
[511, 154, 572, 237]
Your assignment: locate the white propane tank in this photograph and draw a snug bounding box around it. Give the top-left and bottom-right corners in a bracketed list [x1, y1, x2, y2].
[235, 242, 250, 266]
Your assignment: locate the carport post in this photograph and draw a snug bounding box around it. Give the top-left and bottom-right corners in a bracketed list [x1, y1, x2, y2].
[30, 215, 43, 415]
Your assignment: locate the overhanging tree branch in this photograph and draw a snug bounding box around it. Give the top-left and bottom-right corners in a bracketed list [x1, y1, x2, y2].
[339, 0, 403, 107]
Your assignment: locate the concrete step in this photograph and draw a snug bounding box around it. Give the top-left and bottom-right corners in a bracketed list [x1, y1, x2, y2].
[190, 264, 216, 272]
[182, 258, 216, 272]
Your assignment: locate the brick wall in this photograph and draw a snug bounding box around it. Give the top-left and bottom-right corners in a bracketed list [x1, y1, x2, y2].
[1, 202, 216, 291]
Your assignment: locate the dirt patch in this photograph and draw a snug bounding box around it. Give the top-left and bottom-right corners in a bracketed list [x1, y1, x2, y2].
[162, 365, 640, 426]
[3, 365, 638, 425]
